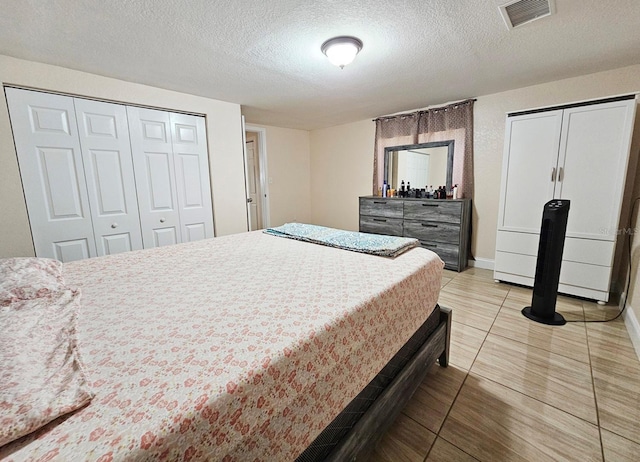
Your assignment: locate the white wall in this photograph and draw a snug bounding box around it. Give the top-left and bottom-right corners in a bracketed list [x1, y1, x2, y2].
[0, 54, 248, 258]
[310, 119, 375, 231]
[245, 124, 312, 227]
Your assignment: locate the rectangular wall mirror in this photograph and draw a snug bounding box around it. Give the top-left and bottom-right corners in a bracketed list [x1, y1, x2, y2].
[384, 140, 454, 192]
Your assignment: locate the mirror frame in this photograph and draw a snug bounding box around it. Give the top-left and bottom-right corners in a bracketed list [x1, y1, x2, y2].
[384, 140, 455, 192]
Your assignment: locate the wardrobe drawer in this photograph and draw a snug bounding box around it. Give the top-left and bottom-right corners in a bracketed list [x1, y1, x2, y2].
[404, 200, 462, 223]
[494, 251, 611, 292]
[404, 220, 460, 244]
[360, 216, 403, 237]
[496, 230, 615, 266]
[418, 241, 459, 269]
[359, 198, 403, 219]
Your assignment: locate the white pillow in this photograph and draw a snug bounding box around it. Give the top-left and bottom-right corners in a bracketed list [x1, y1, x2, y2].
[0, 289, 93, 447]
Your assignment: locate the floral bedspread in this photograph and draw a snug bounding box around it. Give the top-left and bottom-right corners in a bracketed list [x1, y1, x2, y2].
[0, 231, 443, 461]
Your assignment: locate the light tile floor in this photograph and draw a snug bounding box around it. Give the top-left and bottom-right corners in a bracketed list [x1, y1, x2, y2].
[371, 267, 640, 462]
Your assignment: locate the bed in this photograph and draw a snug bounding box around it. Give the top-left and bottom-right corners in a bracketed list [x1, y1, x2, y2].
[0, 229, 449, 461]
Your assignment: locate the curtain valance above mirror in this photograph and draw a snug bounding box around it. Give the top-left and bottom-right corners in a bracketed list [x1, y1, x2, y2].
[372, 99, 475, 199]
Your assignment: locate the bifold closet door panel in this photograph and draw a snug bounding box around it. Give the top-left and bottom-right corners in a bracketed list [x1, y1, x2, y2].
[127, 106, 182, 248]
[555, 100, 637, 240]
[74, 98, 144, 255]
[498, 110, 563, 234]
[5, 88, 98, 261]
[170, 113, 214, 242]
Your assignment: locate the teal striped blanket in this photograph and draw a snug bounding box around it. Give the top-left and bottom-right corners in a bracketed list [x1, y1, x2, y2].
[263, 223, 419, 257]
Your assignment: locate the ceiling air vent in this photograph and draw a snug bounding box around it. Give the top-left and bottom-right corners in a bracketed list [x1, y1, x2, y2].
[499, 0, 555, 29]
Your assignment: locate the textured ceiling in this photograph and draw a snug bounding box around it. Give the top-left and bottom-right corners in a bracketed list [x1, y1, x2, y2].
[1, 0, 639, 130]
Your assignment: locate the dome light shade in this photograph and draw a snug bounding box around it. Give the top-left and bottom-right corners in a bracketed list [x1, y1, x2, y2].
[321, 36, 363, 69]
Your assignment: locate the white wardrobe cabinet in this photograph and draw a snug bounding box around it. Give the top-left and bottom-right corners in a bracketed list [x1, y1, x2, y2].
[6, 87, 214, 262]
[494, 96, 637, 302]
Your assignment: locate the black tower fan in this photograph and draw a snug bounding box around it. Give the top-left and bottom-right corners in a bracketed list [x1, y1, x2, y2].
[522, 199, 570, 326]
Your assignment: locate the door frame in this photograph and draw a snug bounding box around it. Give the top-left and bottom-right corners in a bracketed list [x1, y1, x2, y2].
[244, 123, 271, 230]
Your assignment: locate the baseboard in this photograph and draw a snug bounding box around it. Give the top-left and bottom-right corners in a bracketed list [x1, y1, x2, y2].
[622, 304, 640, 361]
[468, 258, 495, 271]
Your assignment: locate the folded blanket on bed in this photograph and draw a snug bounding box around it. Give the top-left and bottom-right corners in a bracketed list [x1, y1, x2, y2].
[264, 223, 419, 257]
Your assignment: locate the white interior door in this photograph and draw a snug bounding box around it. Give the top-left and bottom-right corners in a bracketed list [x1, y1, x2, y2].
[556, 100, 637, 240]
[498, 110, 563, 233]
[74, 98, 143, 255]
[127, 106, 182, 248]
[170, 112, 214, 242]
[6, 88, 97, 261]
[245, 140, 261, 230]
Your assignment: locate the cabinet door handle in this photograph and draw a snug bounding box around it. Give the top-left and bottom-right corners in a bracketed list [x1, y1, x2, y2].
[551, 167, 556, 182]
[373, 201, 387, 205]
[558, 167, 564, 181]
[422, 203, 439, 207]
[421, 223, 438, 228]
[373, 218, 387, 222]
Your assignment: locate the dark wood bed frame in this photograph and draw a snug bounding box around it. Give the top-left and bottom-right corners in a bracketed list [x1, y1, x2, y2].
[327, 306, 452, 461]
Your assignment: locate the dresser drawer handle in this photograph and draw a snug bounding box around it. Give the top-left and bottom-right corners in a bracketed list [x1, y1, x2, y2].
[422, 203, 439, 207]
[373, 218, 387, 222]
[373, 201, 387, 205]
[422, 243, 438, 248]
[421, 224, 438, 228]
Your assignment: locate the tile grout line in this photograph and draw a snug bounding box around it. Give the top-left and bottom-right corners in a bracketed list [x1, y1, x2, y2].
[468, 373, 599, 428]
[439, 280, 603, 458]
[486, 328, 591, 366]
[582, 299, 606, 462]
[422, 369, 476, 462]
[468, 295, 603, 430]
[408, 273, 481, 461]
[422, 273, 508, 461]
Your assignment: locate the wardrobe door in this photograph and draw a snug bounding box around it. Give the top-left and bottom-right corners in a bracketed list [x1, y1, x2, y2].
[5, 88, 97, 261]
[170, 113, 214, 242]
[497, 110, 563, 234]
[555, 100, 636, 240]
[127, 107, 182, 248]
[74, 99, 144, 255]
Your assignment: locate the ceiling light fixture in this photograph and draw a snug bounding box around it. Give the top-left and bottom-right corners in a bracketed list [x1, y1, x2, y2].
[321, 36, 363, 69]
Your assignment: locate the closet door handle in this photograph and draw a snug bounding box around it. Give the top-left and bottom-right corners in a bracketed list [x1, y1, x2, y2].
[551, 167, 556, 182]
[558, 167, 564, 181]
[111, 223, 118, 229]
[160, 218, 166, 223]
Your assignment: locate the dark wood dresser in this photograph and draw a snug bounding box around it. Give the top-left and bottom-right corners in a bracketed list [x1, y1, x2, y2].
[359, 196, 472, 271]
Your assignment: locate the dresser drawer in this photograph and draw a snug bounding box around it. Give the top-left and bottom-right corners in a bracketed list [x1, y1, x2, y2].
[404, 200, 462, 223]
[359, 198, 403, 219]
[418, 240, 459, 269]
[404, 220, 460, 244]
[360, 216, 403, 237]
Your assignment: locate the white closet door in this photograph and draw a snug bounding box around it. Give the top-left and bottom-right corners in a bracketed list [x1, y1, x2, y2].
[497, 110, 563, 234]
[5, 88, 97, 261]
[74, 98, 144, 255]
[556, 100, 636, 240]
[127, 107, 182, 248]
[170, 113, 214, 242]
